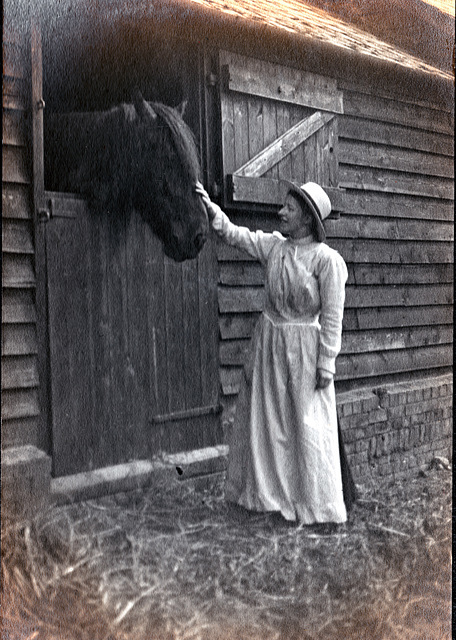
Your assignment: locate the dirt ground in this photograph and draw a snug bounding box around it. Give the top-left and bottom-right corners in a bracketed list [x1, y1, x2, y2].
[1, 460, 452, 640]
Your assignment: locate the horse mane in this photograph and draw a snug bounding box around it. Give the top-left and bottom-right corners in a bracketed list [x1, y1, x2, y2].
[150, 102, 200, 183]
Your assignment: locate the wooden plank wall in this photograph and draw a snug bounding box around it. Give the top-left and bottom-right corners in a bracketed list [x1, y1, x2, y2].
[2, 27, 41, 447]
[218, 86, 454, 396]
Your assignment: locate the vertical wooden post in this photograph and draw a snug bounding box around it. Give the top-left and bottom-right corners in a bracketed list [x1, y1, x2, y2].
[30, 15, 52, 458]
[31, 17, 45, 216]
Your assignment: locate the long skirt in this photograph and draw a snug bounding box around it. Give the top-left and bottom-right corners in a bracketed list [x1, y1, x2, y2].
[225, 313, 348, 524]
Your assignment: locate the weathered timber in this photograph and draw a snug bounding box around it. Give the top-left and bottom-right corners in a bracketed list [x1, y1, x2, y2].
[339, 140, 454, 179]
[218, 286, 264, 313]
[218, 238, 453, 264]
[220, 51, 343, 113]
[340, 166, 454, 199]
[3, 110, 27, 146]
[1, 356, 39, 389]
[341, 325, 452, 354]
[323, 190, 454, 221]
[220, 306, 453, 339]
[3, 42, 27, 79]
[339, 116, 454, 156]
[229, 175, 345, 207]
[2, 146, 30, 184]
[337, 345, 452, 380]
[219, 262, 265, 286]
[348, 264, 454, 286]
[1, 417, 40, 449]
[354, 306, 453, 330]
[344, 284, 453, 308]
[343, 90, 454, 135]
[219, 314, 260, 340]
[2, 325, 38, 356]
[2, 254, 36, 288]
[219, 326, 452, 366]
[235, 112, 335, 177]
[2, 290, 37, 323]
[2, 184, 32, 219]
[325, 215, 454, 242]
[2, 219, 35, 253]
[220, 262, 454, 288]
[219, 283, 453, 314]
[332, 239, 453, 264]
[1, 389, 40, 421]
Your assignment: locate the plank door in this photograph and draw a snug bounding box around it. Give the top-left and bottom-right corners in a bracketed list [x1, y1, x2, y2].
[39, 194, 220, 477]
[219, 51, 344, 208]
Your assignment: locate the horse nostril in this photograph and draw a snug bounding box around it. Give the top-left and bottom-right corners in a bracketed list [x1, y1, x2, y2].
[195, 233, 206, 250]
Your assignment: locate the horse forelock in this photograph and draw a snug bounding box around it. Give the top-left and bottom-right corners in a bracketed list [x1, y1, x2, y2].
[150, 102, 200, 183]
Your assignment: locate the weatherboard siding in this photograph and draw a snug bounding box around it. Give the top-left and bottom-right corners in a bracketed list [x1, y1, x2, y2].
[2, 28, 41, 448]
[218, 84, 454, 397]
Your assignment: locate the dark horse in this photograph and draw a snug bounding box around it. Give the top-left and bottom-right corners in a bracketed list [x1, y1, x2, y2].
[44, 91, 208, 261]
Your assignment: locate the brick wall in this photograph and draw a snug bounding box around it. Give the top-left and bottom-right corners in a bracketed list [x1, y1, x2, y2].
[337, 373, 453, 483]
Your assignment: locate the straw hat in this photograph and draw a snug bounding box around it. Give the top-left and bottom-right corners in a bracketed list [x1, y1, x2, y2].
[283, 181, 332, 242]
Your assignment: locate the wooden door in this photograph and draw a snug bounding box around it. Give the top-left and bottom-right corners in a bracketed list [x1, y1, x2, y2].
[31, 24, 221, 477]
[40, 194, 220, 476]
[219, 51, 345, 209]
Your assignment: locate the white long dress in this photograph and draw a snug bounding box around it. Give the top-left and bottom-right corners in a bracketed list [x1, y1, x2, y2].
[212, 209, 348, 524]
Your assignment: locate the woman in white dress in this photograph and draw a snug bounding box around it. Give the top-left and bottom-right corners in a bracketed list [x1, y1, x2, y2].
[197, 181, 355, 525]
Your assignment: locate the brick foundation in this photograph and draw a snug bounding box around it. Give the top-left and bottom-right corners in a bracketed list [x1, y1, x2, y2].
[337, 373, 453, 483]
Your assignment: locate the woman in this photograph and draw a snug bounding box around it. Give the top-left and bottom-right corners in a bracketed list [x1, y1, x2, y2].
[196, 180, 355, 525]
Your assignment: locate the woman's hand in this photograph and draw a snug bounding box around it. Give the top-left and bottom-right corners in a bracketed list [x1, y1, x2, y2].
[195, 182, 219, 221]
[316, 369, 333, 390]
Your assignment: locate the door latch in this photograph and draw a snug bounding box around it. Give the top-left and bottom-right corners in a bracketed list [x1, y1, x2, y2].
[37, 199, 52, 223]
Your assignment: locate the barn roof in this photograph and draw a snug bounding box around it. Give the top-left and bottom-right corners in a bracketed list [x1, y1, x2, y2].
[184, 0, 453, 81]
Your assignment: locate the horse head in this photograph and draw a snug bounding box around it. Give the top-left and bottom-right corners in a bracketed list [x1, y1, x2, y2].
[131, 91, 209, 262]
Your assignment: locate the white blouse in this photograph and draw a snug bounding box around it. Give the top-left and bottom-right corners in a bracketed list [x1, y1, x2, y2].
[212, 208, 348, 374]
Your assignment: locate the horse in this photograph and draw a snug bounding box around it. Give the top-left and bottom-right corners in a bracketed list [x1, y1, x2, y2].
[44, 90, 209, 262]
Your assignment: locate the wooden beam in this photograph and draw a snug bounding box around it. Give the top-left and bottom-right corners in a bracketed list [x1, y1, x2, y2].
[340, 167, 454, 200]
[343, 90, 454, 135]
[229, 174, 345, 209]
[235, 112, 334, 178]
[339, 116, 454, 157]
[340, 140, 454, 179]
[220, 50, 343, 113]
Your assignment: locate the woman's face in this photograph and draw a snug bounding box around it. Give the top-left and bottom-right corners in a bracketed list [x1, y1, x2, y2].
[278, 194, 314, 238]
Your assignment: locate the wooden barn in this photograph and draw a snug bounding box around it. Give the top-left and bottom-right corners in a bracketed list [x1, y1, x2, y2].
[2, 0, 453, 516]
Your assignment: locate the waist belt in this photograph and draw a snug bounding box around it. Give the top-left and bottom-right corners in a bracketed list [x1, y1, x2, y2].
[263, 311, 320, 328]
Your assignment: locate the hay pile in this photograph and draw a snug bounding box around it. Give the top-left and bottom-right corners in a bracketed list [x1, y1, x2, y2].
[2, 464, 451, 640]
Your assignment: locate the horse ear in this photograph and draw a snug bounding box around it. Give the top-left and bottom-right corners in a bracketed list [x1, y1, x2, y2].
[177, 100, 188, 118]
[132, 87, 157, 122]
